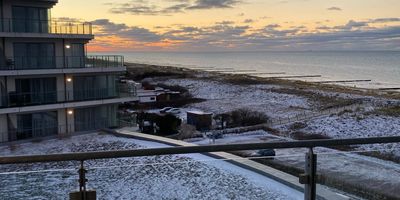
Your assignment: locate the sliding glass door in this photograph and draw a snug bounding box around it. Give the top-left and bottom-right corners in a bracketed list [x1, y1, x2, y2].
[14, 43, 55, 69]
[68, 43, 85, 68]
[17, 111, 58, 140]
[12, 6, 49, 33]
[14, 77, 57, 106]
[73, 75, 117, 101]
[74, 105, 117, 132]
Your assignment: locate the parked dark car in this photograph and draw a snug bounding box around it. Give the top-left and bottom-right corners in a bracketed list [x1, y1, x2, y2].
[257, 149, 276, 157]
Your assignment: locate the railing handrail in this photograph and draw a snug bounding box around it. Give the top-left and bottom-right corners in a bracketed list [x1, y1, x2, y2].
[0, 55, 124, 70]
[0, 18, 92, 35]
[1, 136, 399, 164]
[9, 55, 123, 58]
[1, 18, 91, 25]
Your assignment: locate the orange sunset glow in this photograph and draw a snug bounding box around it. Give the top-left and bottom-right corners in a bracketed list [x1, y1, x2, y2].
[52, 0, 400, 51]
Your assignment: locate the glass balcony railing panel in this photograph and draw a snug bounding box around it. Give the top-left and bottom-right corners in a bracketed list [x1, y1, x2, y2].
[117, 83, 137, 97]
[2, 91, 60, 107]
[72, 88, 118, 101]
[315, 145, 400, 200]
[0, 18, 92, 35]
[85, 55, 124, 68]
[0, 56, 124, 70]
[0, 86, 135, 109]
[12, 56, 57, 70]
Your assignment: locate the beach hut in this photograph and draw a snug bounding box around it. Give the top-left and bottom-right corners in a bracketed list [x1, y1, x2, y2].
[187, 111, 213, 131]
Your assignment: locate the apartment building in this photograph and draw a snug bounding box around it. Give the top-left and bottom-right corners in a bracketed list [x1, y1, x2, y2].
[0, 0, 137, 142]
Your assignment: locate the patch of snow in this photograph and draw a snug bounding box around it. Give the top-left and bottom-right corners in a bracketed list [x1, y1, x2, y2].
[294, 112, 400, 158]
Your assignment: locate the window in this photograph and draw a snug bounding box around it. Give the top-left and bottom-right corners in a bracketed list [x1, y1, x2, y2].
[12, 6, 49, 33]
[67, 43, 85, 68]
[73, 75, 117, 101]
[74, 105, 117, 131]
[17, 111, 58, 140]
[13, 43, 55, 69]
[13, 77, 57, 106]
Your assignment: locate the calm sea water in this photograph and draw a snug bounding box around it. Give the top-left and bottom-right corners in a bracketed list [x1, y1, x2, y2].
[96, 51, 400, 89]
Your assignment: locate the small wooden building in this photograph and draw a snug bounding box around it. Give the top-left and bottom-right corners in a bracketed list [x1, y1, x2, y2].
[187, 111, 213, 131]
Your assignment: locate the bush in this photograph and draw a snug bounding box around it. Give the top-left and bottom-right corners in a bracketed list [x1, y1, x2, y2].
[218, 108, 269, 128]
[289, 122, 308, 130]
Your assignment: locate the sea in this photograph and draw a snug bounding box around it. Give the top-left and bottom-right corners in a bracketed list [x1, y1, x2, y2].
[95, 51, 400, 90]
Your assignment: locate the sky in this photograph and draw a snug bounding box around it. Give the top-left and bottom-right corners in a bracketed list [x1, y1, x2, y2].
[52, 0, 400, 52]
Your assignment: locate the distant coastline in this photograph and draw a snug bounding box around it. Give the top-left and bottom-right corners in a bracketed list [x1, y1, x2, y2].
[95, 51, 400, 90]
[125, 62, 400, 100]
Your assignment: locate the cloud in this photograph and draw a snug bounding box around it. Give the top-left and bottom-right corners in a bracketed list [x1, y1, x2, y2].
[243, 19, 254, 23]
[369, 18, 400, 23]
[107, 0, 242, 15]
[187, 0, 241, 9]
[335, 20, 368, 30]
[89, 18, 400, 51]
[91, 19, 161, 42]
[327, 7, 342, 11]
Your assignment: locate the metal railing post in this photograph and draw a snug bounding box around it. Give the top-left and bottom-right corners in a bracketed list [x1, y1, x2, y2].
[300, 148, 317, 200]
[78, 160, 88, 199]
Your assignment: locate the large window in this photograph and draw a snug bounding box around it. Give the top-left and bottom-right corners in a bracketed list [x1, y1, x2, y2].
[16, 111, 58, 140]
[12, 6, 49, 33]
[67, 43, 85, 68]
[73, 75, 117, 101]
[13, 43, 55, 69]
[12, 77, 57, 106]
[74, 105, 117, 132]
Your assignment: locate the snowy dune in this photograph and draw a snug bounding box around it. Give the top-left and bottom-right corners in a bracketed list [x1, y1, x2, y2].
[155, 78, 312, 118]
[155, 77, 400, 160]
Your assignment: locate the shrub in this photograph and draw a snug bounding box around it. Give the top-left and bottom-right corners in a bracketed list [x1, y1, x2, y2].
[289, 122, 308, 130]
[219, 108, 269, 128]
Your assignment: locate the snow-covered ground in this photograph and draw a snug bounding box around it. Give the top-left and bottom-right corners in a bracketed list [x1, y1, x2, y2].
[0, 133, 302, 200]
[188, 130, 400, 198]
[155, 78, 312, 118]
[278, 111, 400, 158]
[154, 78, 400, 160]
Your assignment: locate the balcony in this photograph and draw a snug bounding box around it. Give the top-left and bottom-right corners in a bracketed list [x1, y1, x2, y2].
[0, 86, 136, 109]
[0, 55, 125, 73]
[0, 18, 92, 38]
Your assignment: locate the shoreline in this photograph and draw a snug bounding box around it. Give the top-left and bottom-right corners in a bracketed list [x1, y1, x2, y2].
[125, 62, 400, 100]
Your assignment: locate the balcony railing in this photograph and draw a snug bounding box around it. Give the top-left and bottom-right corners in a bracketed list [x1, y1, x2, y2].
[0, 86, 136, 109]
[2, 118, 136, 142]
[0, 55, 124, 70]
[0, 18, 92, 35]
[0, 136, 399, 199]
